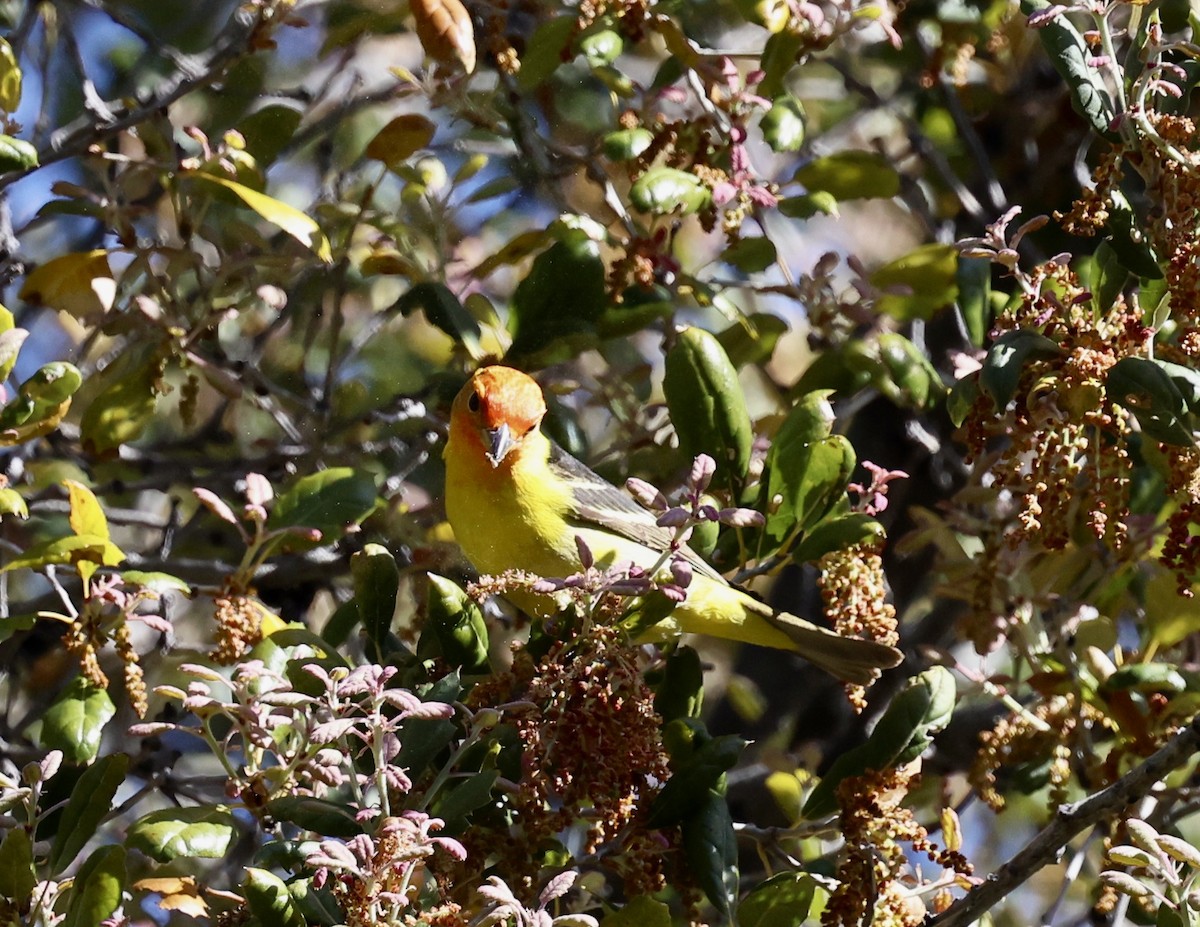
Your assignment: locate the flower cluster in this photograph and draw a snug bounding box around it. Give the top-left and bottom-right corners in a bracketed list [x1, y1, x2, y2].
[968, 693, 1088, 812]
[464, 625, 672, 901]
[817, 541, 899, 710]
[60, 573, 171, 717]
[824, 765, 974, 927]
[193, 473, 321, 663]
[131, 661, 453, 816]
[307, 812, 467, 927]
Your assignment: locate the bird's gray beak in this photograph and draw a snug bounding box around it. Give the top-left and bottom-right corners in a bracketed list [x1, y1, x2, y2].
[486, 423, 515, 467]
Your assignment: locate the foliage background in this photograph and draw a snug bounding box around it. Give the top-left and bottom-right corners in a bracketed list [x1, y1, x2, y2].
[0, 0, 1198, 924]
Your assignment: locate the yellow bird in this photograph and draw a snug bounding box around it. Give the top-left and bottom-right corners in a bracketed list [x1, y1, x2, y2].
[443, 366, 902, 684]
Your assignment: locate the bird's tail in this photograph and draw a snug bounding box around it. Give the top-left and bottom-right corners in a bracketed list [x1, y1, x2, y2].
[743, 598, 903, 685]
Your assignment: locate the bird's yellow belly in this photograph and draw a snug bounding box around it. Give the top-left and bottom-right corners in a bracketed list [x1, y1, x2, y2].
[444, 451, 577, 579]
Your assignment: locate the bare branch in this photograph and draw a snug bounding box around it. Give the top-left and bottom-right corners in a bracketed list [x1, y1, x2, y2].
[926, 713, 1200, 927]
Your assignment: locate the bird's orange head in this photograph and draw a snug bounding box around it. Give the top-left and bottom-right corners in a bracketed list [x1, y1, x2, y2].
[450, 366, 547, 467]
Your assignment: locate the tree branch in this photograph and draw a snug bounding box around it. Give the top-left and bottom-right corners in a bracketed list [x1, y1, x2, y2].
[925, 713, 1200, 927]
[0, 6, 261, 191]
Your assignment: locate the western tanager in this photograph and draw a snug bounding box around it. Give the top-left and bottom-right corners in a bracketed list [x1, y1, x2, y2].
[444, 365, 902, 683]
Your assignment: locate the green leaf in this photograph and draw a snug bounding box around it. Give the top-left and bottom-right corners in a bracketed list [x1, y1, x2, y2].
[721, 237, 778, 273]
[516, 16, 577, 90]
[432, 769, 499, 827]
[79, 350, 160, 454]
[0, 38, 22, 112]
[1108, 356, 1196, 446]
[978, 329, 1063, 409]
[764, 391, 855, 540]
[352, 544, 400, 659]
[466, 175, 521, 204]
[794, 150, 900, 200]
[192, 173, 332, 262]
[1021, 0, 1118, 139]
[630, 167, 712, 215]
[803, 666, 955, 818]
[321, 598, 361, 648]
[237, 103, 304, 165]
[0, 362, 84, 446]
[396, 282, 482, 356]
[120, 570, 192, 594]
[364, 114, 436, 169]
[21, 362, 83, 406]
[717, 313, 788, 368]
[736, 0, 791, 29]
[394, 671, 462, 779]
[601, 895, 673, 927]
[791, 513, 885, 564]
[1158, 360, 1200, 411]
[872, 244, 959, 320]
[956, 256, 992, 347]
[1090, 239, 1129, 318]
[48, 753, 129, 874]
[269, 467, 378, 543]
[1106, 191, 1163, 280]
[654, 645, 705, 723]
[1, 533, 125, 574]
[602, 127, 654, 161]
[758, 29, 804, 97]
[1101, 663, 1187, 695]
[421, 574, 490, 673]
[874, 333, 946, 408]
[579, 28, 623, 66]
[760, 95, 806, 152]
[778, 191, 839, 219]
[289, 877, 342, 927]
[681, 790, 739, 918]
[0, 827, 35, 903]
[738, 871, 819, 927]
[947, 371, 980, 428]
[267, 796, 362, 838]
[0, 134, 37, 171]
[663, 327, 753, 491]
[0, 613, 35, 647]
[0, 487, 27, 519]
[41, 677, 115, 764]
[507, 239, 609, 364]
[650, 722, 745, 826]
[127, 806, 239, 861]
[62, 845, 125, 927]
[244, 868, 307, 927]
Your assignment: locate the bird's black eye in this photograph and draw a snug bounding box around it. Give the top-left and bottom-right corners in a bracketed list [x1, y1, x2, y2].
[467, 391, 481, 413]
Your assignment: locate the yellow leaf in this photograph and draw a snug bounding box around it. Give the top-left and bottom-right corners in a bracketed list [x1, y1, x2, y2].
[64, 479, 109, 542]
[192, 174, 332, 262]
[19, 251, 115, 319]
[469, 229, 549, 278]
[134, 876, 208, 919]
[0, 38, 21, 113]
[0, 398, 71, 446]
[765, 770, 804, 824]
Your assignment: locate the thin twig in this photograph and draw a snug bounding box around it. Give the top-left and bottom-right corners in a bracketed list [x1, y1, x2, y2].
[925, 713, 1200, 927]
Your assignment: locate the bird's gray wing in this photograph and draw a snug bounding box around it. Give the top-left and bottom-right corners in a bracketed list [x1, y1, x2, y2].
[546, 442, 726, 582]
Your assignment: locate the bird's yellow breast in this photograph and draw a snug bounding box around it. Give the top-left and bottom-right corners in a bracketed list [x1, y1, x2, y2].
[444, 425, 578, 579]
